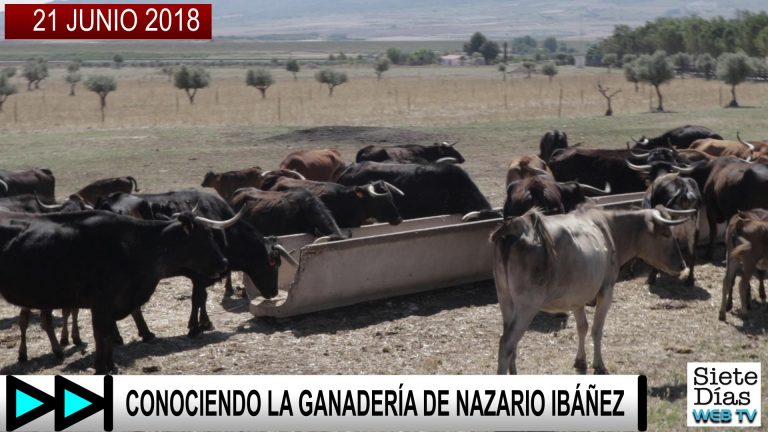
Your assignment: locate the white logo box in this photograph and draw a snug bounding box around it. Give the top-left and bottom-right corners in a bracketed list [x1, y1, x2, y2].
[687, 362, 762, 428]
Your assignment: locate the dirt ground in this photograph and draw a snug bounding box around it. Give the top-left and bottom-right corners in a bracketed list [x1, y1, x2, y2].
[1, 125, 767, 431]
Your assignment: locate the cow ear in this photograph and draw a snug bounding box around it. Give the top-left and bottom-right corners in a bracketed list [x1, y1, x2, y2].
[645, 212, 656, 234]
[355, 190, 365, 199]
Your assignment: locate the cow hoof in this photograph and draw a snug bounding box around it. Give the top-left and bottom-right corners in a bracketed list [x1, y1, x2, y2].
[73, 337, 84, 346]
[113, 335, 125, 346]
[199, 321, 214, 332]
[60, 337, 70, 347]
[685, 277, 695, 287]
[573, 359, 587, 374]
[187, 328, 203, 339]
[224, 288, 234, 297]
[726, 301, 733, 312]
[141, 332, 156, 343]
[594, 366, 609, 375]
[718, 311, 726, 321]
[54, 349, 64, 361]
[18, 353, 28, 363]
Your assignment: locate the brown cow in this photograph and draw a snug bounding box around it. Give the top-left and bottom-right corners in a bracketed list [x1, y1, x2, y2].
[201, 167, 305, 201]
[720, 209, 768, 321]
[76, 176, 139, 205]
[506, 155, 552, 185]
[279, 149, 347, 182]
[690, 138, 753, 159]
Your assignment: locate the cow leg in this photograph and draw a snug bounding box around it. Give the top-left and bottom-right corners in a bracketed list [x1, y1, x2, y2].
[573, 306, 589, 373]
[91, 310, 109, 374]
[685, 232, 698, 286]
[18, 308, 30, 362]
[60, 309, 71, 346]
[646, 269, 658, 286]
[758, 270, 766, 303]
[706, 207, 717, 261]
[591, 286, 614, 375]
[40, 310, 64, 360]
[224, 271, 234, 297]
[70, 308, 83, 346]
[739, 263, 756, 316]
[720, 259, 739, 321]
[188, 279, 212, 337]
[496, 305, 539, 375]
[131, 308, 155, 342]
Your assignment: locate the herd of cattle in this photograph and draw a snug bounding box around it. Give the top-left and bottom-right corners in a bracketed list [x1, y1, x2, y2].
[0, 124, 766, 374]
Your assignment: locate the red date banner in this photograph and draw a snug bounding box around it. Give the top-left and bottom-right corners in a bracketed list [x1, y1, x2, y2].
[4, 3, 212, 39]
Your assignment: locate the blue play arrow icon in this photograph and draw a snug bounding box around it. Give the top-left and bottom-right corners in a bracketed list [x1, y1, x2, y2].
[6, 376, 55, 431]
[55, 375, 112, 431]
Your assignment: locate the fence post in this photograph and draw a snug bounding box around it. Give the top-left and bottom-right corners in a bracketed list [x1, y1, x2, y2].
[558, 88, 564, 118]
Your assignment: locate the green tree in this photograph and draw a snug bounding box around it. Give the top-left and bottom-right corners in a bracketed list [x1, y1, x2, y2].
[408, 49, 437, 65]
[541, 62, 558, 83]
[752, 57, 768, 81]
[717, 52, 753, 107]
[478, 40, 500, 65]
[2, 67, 16, 78]
[84, 75, 117, 122]
[511, 35, 537, 54]
[65, 72, 82, 96]
[373, 58, 390, 80]
[174, 65, 210, 104]
[602, 53, 619, 72]
[755, 27, 768, 57]
[286, 59, 300, 80]
[671, 52, 692, 77]
[543, 37, 558, 53]
[386, 48, 406, 65]
[695, 53, 716, 80]
[315, 69, 348, 96]
[522, 61, 536, 78]
[113, 54, 124, 69]
[623, 60, 640, 91]
[497, 63, 507, 81]
[22, 58, 48, 91]
[0, 74, 18, 112]
[246, 68, 274, 99]
[634, 51, 675, 112]
[464, 32, 487, 55]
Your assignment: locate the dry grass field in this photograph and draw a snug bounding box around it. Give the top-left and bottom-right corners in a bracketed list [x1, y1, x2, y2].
[1, 64, 768, 431]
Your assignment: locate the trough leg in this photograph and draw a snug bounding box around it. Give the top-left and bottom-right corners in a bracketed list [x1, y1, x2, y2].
[496, 306, 539, 375]
[591, 286, 614, 375]
[18, 308, 30, 362]
[130, 308, 156, 342]
[573, 306, 589, 373]
[720, 259, 739, 321]
[40, 309, 64, 360]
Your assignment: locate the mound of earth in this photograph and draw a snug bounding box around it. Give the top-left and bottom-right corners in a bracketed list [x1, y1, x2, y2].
[268, 126, 449, 146]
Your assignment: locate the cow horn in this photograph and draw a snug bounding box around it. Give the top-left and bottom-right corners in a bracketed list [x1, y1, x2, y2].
[312, 236, 332, 245]
[672, 164, 695, 175]
[435, 157, 459, 164]
[531, 167, 553, 177]
[577, 182, 611, 196]
[447, 140, 460, 147]
[382, 182, 405, 196]
[366, 183, 388, 197]
[35, 194, 64, 211]
[652, 209, 690, 226]
[260, 170, 273, 178]
[274, 244, 299, 266]
[665, 208, 698, 216]
[736, 131, 756, 151]
[627, 142, 650, 158]
[193, 205, 247, 230]
[191, 201, 200, 214]
[626, 160, 652, 173]
[0, 179, 7, 194]
[462, 211, 481, 222]
[286, 169, 306, 180]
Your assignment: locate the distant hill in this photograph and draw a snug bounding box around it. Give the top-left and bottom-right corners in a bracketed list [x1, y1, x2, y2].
[2, 0, 768, 40]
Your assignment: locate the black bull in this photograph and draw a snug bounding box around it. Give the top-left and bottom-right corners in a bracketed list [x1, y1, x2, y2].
[336, 162, 492, 219]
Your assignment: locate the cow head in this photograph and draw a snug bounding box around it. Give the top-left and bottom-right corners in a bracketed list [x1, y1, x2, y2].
[635, 207, 689, 277]
[503, 177, 565, 217]
[430, 142, 466, 164]
[201, 171, 219, 188]
[539, 130, 569, 161]
[357, 181, 404, 225]
[161, 212, 232, 281]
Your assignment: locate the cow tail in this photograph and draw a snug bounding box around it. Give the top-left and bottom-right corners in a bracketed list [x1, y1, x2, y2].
[128, 176, 140, 192]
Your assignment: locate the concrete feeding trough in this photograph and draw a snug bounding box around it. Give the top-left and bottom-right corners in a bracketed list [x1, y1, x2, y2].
[245, 192, 722, 317]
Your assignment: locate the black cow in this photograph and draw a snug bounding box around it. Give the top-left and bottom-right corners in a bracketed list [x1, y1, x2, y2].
[548, 148, 646, 193]
[262, 177, 403, 227]
[0, 210, 232, 373]
[356, 142, 465, 164]
[0, 194, 89, 214]
[337, 162, 491, 219]
[0, 168, 56, 201]
[642, 173, 702, 285]
[230, 187, 345, 239]
[97, 189, 296, 336]
[632, 125, 722, 150]
[539, 130, 569, 162]
[504, 174, 610, 217]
